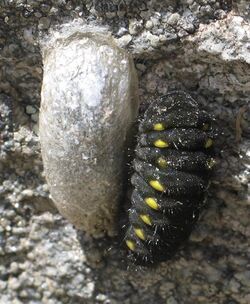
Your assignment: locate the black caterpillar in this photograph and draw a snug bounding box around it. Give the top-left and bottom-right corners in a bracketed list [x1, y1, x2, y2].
[124, 91, 216, 264]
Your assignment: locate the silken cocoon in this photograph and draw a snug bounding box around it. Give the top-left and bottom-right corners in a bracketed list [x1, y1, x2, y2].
[39, 22, 139, 237]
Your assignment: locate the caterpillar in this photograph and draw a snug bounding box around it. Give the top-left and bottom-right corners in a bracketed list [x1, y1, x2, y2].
[124, 91, 216, 264]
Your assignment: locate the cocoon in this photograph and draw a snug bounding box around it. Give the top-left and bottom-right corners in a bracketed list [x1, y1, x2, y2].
[39, 22, 139, 237]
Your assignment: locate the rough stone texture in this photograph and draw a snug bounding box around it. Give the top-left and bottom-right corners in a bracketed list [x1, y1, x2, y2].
[0, 0, 249, 304]
[40, 23, 139, 238]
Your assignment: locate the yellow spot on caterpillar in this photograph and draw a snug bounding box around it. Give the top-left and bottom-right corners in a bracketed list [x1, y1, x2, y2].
[140, 214, 152, 226]
[207, 158, 216, 169]
[134, 228, 146, 240]
[202, 123, 209, 131]
[205, 138, 213, 148]
[154, 139, 169, 148]
[149, 180, 166, 192]
[153, 123, 165, 131]
[157, 157, 168, 168]
[145, 197, 159, 210]
[126, 240, 135, 251]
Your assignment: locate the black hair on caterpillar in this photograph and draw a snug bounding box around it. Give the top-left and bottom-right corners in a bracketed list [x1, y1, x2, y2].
[124, 91, 216, 264]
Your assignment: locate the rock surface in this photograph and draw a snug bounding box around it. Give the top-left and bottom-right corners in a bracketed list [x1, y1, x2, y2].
[0, 1, 249, 303]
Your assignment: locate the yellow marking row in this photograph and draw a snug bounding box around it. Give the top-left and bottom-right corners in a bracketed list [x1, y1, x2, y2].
[153, 121, 214, 150]
[126, 197, 162, 251]
[126, 223, 150, 252]
[126, 123, 214, 253]
[155, 138, 213, 149]
[157, 154, 215, 170]
[154, 122, 211, 132]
